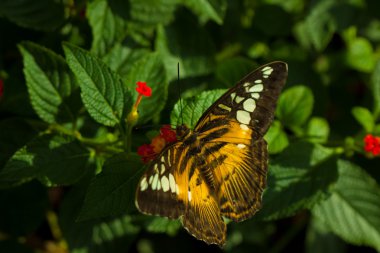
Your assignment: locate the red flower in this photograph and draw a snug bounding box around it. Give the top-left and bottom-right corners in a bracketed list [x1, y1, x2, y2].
[151, 135, 166, 153]
[137, 144, 156, 163]
[364, 134, 380, 156]
[160, 125, 177, 143]
[137, 125, 178, 163]
[136, 81, 152, 97]
[0, 79, 3, 99]
[127, 81, 153, 125]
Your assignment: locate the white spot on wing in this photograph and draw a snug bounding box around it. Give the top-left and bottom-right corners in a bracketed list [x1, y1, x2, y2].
[255, 79, 262, 84]
[262, 66, 273, 78]
[188, 191, 192, 202]
[167, 151, 171, 166]
[169, 173, 176, 193]
[237, 144, 246, 149]
[152, 174, 159, 190]
[251, 93, 260, 99]
[235, 96, 244, 104]
[157, 178, 161, 190]
[140, 177, 148, 191]
[243, 82, 250, 87]
[160, 164, 165, 175]
[161, 176, 170, 192]
[218, 104, 231, 112]
[243, 98, 256, 112]
[230, 92, 236, 100]
[236, 110, 251, 124]
[249, 84, 263, 92]
[149, 175, 153, 184]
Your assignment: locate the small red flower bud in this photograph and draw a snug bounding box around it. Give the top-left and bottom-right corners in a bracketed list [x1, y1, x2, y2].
[137, 144, 156, 163]
[136, 81, 152, 97]
[160, 125, 177, 143]
[151, 135, 166, 153]
[363, 134, 380, 156]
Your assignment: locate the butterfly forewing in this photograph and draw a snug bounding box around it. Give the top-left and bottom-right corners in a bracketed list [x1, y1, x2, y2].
[195, 61, 287, 137]
[135, 61, 288, 247]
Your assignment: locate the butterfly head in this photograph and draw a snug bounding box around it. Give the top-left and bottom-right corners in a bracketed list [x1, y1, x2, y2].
[176, 124, 191, 140]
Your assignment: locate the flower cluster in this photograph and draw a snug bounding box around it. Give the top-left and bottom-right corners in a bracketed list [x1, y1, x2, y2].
[137, 125, 177, 163]
[363, 134, 380, 156]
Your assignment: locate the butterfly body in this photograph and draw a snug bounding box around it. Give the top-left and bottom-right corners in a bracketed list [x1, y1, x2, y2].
[136, 62, 288, 246]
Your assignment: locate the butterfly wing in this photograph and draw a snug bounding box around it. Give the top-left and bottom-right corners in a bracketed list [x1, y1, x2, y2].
[182, 166, 226, 246]
[136, 140, 227, 245]
[194, 61, 288, 221]
[135, 142, 188, 219]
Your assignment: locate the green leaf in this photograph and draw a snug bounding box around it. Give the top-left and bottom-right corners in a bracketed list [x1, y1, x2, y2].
[87, 0, 128, 56]
[293, 0, 336, 51]
[171, 89, 226, 129]
[18, 41, 80, 124]
[128, 0, 178, 27]
[262, 0, 305, 13]
[181, 0, 227, 25]
[0, 119, 37, 169]
[265, 120, 289, 154]
[0, 0, 64, 31]
[256, 142, 337, 220]
[102, 43, 150, 79]
[351, 106, 375, 132]
[371, 60, 380, 118]
[125, 53, 167, 124]
[345, 37, 375, 73]
[214, 57, 255, 88]
[306, 216, 346, 253]
[277, 85, 314, 128]
[145, 217, 181, 236]
[60, 183, 140, 253]
[155, 12, 216, 80]
[252, 5, 292, 36]
[63, 42, 132, 126]
[78, 154, 143, 220]
[0, 181, 48, 236]
[306, 117, 330, 143]
[0, 135, 90, 188]
[312, 160, 380, 251]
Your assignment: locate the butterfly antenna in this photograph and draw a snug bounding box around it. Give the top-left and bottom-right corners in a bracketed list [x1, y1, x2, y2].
[177, 62, 184, 126]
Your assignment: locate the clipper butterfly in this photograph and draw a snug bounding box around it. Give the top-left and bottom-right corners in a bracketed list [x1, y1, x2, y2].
[135, 62, 288, 246]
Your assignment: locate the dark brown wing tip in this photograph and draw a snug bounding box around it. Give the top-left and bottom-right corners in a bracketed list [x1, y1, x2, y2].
[264, 61, 288, 71]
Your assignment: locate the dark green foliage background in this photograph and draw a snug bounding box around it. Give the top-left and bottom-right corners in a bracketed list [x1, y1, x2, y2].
[1, 0, 380, 252]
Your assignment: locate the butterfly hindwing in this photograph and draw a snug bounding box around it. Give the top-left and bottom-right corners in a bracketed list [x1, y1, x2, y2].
[211, 138, 268, 221]
[182, 168, 226, 246]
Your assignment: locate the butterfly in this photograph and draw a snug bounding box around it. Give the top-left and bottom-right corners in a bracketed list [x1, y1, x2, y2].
[135, 62, 288, 246]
